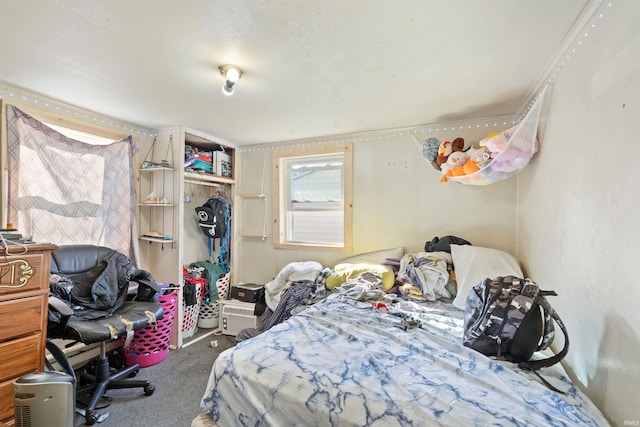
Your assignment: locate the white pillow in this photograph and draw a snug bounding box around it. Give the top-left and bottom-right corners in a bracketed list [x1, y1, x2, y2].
[336, 247, 404, 266]
[451, 244, 523, 309]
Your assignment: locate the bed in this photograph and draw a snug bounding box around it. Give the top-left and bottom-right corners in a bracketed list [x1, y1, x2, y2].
[193, 245, 610, 426]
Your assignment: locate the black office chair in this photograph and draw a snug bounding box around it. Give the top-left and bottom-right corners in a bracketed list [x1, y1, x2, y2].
[48, 244, 164, 425]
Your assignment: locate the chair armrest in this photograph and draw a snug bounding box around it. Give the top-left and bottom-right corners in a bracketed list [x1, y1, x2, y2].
[130, 277, 161, 302]
[49, 295, 74, 316]
[133, 278, 161, 293]
[48, 295, 73, 332]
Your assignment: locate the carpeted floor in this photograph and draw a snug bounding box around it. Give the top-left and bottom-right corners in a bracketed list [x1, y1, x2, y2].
[72, 332, 236, 427]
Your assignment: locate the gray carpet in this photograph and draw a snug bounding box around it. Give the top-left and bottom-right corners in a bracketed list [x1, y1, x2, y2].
[73, 333, 236, 427]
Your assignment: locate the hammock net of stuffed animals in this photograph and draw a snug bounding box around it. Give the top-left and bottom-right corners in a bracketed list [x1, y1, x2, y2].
[435, 87, 545, 186]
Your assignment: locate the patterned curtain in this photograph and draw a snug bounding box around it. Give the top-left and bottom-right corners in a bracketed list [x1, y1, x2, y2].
[6, 105, 138, 260]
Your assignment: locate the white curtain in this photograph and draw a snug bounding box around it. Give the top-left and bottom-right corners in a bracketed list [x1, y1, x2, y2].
[6, 105, 138, 260]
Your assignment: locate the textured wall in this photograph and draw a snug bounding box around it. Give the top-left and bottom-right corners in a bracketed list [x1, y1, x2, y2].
[517, 2, 640, 424]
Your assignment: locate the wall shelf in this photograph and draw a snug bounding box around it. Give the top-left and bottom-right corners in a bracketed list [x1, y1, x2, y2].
[236, 154, 268, 240]
[184, 171, 235, 186]
[139, 236, 175, 243]
[139, 166, 174, 173]
[237, 193, 266, 199]
[239, 233, 268, 240]
[138, 142, 175, 244]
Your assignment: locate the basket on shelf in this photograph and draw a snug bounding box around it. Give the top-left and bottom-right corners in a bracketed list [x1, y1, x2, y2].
[198, 272, 231, 329]
[182, 282, 202, 338]
[122, 290, 177, 368]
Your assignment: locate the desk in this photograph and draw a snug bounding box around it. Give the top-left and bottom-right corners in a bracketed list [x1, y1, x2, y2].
[0, 243, 57, 426]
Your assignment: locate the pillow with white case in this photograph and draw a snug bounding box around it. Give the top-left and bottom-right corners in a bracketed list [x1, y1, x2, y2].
[451, 244, 523, 309]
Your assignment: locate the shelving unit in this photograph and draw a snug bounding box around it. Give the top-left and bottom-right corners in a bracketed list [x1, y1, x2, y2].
[138, 166, 175, 245]
[237, 193, 268, 239]
[236, 153, 268, 240]
[137, 128, 236, 349]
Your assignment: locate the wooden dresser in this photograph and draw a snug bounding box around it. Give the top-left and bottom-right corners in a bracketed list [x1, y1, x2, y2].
[0, 243, 57, 427]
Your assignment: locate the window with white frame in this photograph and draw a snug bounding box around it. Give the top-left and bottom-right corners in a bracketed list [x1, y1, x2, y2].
[273, 144, 352, 250]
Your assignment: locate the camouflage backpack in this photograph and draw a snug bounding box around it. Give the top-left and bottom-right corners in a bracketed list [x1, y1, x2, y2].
[463, 276, 569, 373]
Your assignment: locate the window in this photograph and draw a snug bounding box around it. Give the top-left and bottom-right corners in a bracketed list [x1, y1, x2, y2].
[273, 143, 352, 250]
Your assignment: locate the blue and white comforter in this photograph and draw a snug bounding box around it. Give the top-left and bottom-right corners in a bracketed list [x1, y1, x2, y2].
[200, 294, 608, 426]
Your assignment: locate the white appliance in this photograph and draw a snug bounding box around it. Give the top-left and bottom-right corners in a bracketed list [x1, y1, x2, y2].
[13, 371, 75, 427]
[219, 299, 259, 336]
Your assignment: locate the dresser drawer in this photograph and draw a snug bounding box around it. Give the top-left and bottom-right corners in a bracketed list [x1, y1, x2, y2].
[0, 296, 46, 343]
[0, 253, 49, 297]
[0, 378, 16, 423]
[0, 335, 42, 384]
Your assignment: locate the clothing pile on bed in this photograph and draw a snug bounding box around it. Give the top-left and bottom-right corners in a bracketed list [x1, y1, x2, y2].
[235, 235, 472, 342]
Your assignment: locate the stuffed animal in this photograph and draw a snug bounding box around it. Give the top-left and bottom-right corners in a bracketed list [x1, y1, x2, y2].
[490, 146, 531, 172]
[421, 137, 440, 169]
[440, 151, 468, 182]
[479, 125, 519, 158]
[463, 146, 491, 175]
[436, 137, 464, 168]
[479, 124, 541, 173]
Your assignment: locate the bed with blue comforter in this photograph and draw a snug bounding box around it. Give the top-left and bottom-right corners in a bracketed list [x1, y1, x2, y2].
[197, 292, 609, 426]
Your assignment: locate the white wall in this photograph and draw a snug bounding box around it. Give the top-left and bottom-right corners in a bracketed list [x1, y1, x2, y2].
[517, 2, 640, 425]
[236, 124, 519, 284]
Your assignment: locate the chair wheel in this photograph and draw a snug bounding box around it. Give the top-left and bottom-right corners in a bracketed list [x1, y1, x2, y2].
[86, 414, 97, 425]
[144, 384, 155, 396]
[128, 368, 140, 378]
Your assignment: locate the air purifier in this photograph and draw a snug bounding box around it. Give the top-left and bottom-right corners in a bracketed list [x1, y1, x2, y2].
[219, 299, 259, 336]
[13, 371, 75, 427]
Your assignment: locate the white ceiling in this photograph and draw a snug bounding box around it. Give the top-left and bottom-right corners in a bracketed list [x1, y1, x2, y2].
[0, 0, 588, 146]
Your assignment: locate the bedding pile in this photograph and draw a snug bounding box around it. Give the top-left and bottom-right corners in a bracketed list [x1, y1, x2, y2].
[200, 296, 608, 426]
[197, 242, 609, 426]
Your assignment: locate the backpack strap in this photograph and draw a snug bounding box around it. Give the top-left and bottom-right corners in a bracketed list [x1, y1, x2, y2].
[518, 294, 569, 371]
[520, 361, 568, 394]
[517, 293, 571, 394]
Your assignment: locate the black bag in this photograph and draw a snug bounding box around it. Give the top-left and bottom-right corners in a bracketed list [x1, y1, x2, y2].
[463, 276, 569, 391]
[195, 197, 228, 239]
[424, 235, 471, 253]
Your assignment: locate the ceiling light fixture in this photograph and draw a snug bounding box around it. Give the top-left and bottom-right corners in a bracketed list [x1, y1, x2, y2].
[219, 64, 243, 96]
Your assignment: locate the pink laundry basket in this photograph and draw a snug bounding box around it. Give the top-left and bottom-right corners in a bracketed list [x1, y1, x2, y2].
[123, 291, 177, 368]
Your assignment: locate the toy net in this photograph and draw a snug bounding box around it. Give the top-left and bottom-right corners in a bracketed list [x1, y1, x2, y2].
[446, 88, 546, 186]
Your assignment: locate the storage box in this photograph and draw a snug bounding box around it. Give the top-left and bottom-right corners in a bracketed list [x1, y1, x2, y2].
[219, 299, 259, 336]
[213, 151, 232, 177]
[229, 283, 264, 303]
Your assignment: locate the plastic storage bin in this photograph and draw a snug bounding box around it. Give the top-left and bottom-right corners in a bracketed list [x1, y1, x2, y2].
[182, 283, 202, 338]
[198, 272, 231, 329]
[123, 290, 177, 367]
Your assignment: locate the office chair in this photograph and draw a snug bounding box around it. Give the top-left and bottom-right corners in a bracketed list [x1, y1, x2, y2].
[48, 245, 164, 425]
